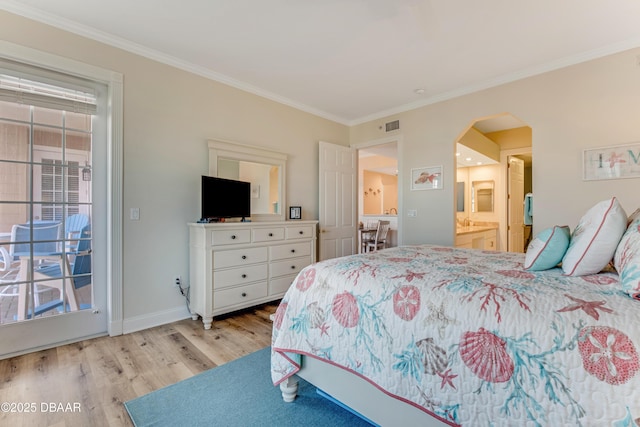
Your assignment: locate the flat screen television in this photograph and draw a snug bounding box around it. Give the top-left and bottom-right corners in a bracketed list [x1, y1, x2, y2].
[201, 175, 251, 221]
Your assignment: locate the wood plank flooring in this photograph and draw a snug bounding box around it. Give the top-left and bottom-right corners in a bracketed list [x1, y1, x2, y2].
[0, 303, 277, 427]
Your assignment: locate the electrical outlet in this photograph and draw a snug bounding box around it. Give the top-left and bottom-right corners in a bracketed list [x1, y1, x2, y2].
[174, 276, 181, 287]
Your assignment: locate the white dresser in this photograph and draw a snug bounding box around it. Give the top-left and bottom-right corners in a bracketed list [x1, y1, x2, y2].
[188, 220, 317, 329]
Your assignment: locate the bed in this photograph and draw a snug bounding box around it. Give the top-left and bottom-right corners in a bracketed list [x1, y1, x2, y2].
[271, 243, 640, 426]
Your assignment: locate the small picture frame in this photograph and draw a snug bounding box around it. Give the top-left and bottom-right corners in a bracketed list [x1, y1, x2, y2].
[289, 206, 302, 220]
[411, 165, 443, 190]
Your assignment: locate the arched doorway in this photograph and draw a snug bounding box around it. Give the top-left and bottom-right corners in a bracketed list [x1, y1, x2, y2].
[454, 113, 532, 252]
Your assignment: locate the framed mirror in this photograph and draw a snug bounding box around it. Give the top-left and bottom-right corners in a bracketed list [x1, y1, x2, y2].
[471, 180, 494, 213]
[208, 139, 287, 222]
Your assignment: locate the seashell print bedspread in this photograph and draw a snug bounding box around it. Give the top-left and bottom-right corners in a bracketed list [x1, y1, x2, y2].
[271, 245, 640, 426]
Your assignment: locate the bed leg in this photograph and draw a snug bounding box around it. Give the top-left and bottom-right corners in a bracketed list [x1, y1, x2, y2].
[280, 376, 299, 403]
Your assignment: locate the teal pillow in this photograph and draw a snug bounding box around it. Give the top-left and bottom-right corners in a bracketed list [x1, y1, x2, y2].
[524, 226, 571, 271]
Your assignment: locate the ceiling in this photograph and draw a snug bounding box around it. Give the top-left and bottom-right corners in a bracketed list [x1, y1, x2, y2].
[2, 1, 640, 125]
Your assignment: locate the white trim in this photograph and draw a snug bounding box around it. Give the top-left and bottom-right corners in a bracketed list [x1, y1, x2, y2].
[122, 306, 192, 335]
[5, 1, 639, 125]
[208, 138, 287, 222]
[500, 147, 533, 251]
[352, 135, 404, 245]
[348, 38, 640, 126]
[0, 2, 347, 125]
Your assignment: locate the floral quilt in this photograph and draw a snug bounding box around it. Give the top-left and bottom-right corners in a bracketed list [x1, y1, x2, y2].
[271, 245, 640, 426]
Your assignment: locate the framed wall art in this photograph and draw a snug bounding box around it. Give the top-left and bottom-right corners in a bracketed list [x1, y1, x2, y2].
[411, 165, 443, 190]
[289, 206, 302, 220]
[583, 142, 640, 181]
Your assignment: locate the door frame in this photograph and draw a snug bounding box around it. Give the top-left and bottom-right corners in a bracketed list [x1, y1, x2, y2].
[0, 41, 123, 358]
[353, 135, 404, 247]
[500, 147, 532, 252]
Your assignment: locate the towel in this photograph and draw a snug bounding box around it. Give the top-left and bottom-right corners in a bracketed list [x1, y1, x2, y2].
[523, 193, 533, 225]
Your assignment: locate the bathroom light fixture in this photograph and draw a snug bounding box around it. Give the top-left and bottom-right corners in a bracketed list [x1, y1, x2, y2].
[414, 88, 425, 95]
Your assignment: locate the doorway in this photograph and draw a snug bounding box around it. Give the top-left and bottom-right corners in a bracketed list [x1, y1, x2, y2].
[455, 114, 532, 252]
[356, 139, 400, 251]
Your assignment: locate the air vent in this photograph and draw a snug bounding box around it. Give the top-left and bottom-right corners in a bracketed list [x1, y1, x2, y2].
[385, 120, 400, 132]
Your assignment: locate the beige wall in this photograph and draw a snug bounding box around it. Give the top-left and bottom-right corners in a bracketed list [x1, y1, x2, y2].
[4, 9, 640, 329]
[0, 11, 348, 325]
[351, 47, 640, 246]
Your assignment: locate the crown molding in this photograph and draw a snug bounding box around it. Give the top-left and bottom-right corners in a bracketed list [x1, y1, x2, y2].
[3, 1, 640, 127]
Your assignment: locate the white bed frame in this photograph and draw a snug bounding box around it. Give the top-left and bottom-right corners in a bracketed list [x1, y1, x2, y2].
[279, 355, 448, 427]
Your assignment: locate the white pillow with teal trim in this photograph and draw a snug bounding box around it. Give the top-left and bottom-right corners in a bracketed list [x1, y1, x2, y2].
[562, 197, 627, 276]
[614, 215, 640, 300]
[524, 226, 571, 271]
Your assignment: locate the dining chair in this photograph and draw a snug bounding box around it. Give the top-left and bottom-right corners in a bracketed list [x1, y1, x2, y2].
[1, 222, 63, 313]
[64, 214, 90, 252]
[365, 220, 391, 252]
[0, 246, 21, 308]
[29, 224, 92, 316]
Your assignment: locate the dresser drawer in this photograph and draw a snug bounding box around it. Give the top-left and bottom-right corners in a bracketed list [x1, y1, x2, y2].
[270, 275, 296, 295]
[211, 229, 251, 246]
[270, 242, 311, 261]
[213, 282, 267, 309]
[213, 264, 268, 289]
[285, 225, 314, 240]
[213, 247, 268, 269]
[270, 256, 310, 278]
[253, 227, 285, 242]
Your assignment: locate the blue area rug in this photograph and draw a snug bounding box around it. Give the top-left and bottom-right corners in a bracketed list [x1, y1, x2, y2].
[125, 347, 374, 427]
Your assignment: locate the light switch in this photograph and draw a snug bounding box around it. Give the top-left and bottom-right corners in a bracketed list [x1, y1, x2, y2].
[130, 207, 140, 220]
[407, 209, 417, 217]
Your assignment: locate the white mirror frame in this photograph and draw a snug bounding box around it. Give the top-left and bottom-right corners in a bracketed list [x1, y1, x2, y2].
[208, 138, 287, 222]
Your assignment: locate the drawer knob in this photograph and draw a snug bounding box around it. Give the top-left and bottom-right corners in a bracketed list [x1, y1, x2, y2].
[299, 230, 303, 235]
[291, 265, 296, 269]
[241, 292, 247, 297]
[242, 255, 247, 259]
[242, 274, 247, 278]
[290, 249, 295, 253]
[269, 232, 273, 237]
[231, 235, 236, 239]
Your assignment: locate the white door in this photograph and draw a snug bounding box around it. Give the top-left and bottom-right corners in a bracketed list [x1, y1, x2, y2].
[318, 141, 357, 261]
[0, 73, 109, 358]
[507, 156, 525, 252]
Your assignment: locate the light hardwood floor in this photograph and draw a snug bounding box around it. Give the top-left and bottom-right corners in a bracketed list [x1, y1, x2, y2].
[0, 303, 278, 427]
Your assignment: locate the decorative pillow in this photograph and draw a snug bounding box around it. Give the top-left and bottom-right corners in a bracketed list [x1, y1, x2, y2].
[562, 197, 627, 276]
[614, 216, 640, 300]
[627, 208, 640, 225]
[524, 226, 571, 270]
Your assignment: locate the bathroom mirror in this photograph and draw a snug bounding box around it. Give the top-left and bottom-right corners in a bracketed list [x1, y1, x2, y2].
[208, 139, 287, 221]
[456, 182, 465, 212]
[471, 180, 494, 213]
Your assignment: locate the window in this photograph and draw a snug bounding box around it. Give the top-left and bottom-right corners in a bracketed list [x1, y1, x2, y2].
[0, 62, 98, 323]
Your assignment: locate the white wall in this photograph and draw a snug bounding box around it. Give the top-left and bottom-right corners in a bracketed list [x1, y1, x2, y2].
[0, 11, 349, 330]
[351, 48, 640, 246]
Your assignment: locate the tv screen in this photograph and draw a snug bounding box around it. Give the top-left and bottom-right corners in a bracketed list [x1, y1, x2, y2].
[201, 175, 251, 220]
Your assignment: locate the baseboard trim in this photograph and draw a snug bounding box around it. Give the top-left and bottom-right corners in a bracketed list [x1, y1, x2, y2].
[123, 305, 192, 334]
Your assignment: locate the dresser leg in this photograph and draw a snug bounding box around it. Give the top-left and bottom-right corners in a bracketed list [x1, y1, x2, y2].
[201, 316, 213, 329]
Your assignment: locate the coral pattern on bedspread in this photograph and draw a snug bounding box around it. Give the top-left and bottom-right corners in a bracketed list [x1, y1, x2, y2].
[271, 245, 640, 426]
